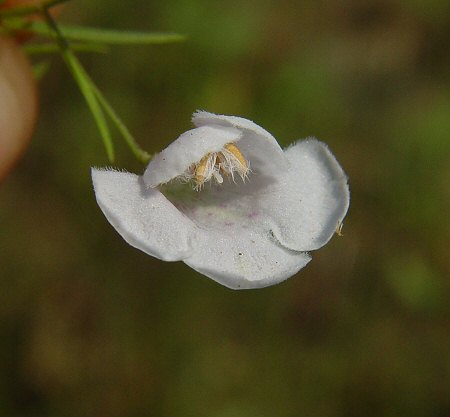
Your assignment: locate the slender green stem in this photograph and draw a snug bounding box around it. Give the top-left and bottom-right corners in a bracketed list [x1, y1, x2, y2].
[41, 6, 150, 164]
[0, 0, 70, 18]
[42, 7, 115, 161]
[89, 83, 152, 164]
[5, 1, 151, 164]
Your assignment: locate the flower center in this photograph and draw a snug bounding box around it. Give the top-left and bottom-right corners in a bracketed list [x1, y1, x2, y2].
[189, 143, 249, 191]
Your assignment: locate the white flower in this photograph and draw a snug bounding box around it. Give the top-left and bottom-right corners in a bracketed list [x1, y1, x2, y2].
[92, 111, 350, 289]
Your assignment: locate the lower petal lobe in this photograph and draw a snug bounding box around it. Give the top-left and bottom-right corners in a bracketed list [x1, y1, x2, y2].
[92, 169, 196, 261]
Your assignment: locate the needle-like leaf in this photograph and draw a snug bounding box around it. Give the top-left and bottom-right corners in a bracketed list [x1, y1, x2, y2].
[42, 8, 115, 161]
[12, 21, 186, 45]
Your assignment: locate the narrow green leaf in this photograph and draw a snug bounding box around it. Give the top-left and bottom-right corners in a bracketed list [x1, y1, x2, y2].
[21, 21, 186, 45]
[90, 83, 152, 164]
[64, 52, 115, 161]
[67, 63, 151, 163]
[42, 8, 115, 162]
[0, 16, 27, 35]
[23, 42, 109, 55]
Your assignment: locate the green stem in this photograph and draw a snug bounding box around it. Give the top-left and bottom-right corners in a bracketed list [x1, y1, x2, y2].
[89, 83, 152, 164]
[42, 7, 115, 161]
[41, 6, 151, 164]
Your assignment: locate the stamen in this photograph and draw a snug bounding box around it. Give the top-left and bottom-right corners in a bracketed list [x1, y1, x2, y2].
[212, 170, 223, 184]
[194, 153, 211, 188]
[224, 143, 247, 171]
[191, 142, 249, 191]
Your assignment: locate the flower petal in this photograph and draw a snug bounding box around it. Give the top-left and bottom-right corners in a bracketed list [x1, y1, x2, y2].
[262, 139, 350, 251]
[92, 168, 197, 261]
[192, 111, 287, 176]
[143, 124, 242, 187]
[183, 225, 311, 290]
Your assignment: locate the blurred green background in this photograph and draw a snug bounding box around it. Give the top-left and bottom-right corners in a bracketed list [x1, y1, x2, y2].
[1, 0, 449, 416]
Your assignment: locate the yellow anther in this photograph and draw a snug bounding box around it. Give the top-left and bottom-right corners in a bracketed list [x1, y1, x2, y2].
[194, 153, 212, 187]
[224, 143, 247, 171]
[192, 143, 249, 190]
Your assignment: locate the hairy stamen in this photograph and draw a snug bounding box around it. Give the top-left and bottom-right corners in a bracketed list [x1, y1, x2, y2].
[191, 142, 249, 190]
